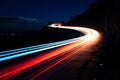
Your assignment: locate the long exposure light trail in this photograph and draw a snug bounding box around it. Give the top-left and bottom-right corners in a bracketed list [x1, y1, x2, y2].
[0, 37, 82, 62]
[0, 24, 101, 80]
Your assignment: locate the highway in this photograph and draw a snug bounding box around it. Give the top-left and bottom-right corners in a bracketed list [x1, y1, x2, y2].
[0, 24, 101, 80]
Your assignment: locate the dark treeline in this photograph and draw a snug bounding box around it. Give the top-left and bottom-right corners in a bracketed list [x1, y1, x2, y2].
[66, 0, 120, 42]
[65, 0, 119, 80]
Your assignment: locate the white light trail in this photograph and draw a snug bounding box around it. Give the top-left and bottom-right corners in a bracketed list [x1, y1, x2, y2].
[0, 24, 100, 62]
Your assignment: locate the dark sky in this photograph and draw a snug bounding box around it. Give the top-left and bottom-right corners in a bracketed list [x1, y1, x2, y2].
[0, 0, 96, 24]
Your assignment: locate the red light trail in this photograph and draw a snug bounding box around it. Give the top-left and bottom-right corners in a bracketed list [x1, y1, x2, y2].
[0, 24, 101, 80]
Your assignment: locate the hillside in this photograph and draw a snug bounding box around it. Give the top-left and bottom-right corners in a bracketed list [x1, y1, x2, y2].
[65, 0, 120, 79]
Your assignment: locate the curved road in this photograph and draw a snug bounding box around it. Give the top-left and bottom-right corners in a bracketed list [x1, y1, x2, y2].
[0, 24, 101, 80]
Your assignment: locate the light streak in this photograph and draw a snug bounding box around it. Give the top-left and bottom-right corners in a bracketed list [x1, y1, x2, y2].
[0, 37, 82, 62]
[0, 24, 101, 80]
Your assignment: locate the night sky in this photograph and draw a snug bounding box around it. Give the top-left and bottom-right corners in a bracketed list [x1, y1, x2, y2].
[0, 0, 96, 24]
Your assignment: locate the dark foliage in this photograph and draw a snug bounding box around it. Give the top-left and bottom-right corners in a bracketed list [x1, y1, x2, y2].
[66, 0, 119, 80]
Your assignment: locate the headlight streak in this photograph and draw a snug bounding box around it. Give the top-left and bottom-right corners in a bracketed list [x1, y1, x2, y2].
[0, 37, 83, 62]
[0, 24, 101, 80]
[0, 37, 81, 55]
